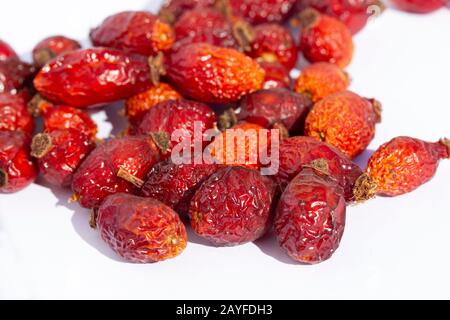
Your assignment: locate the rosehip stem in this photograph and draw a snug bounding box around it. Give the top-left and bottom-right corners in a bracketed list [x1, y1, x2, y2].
[31, 133, 53, 158]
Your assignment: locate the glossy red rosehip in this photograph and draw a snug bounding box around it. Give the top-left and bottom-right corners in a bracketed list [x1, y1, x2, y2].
[392, 0, 445, 13]
[275, 167, 346, 264]
[0, 58, 36, 94]
[33, 48, 153, 108]
[0, 131, 37, 193]
[259, 61, 291, 90]
[189, 166, 275, 246]
[32, 35, 82, 67]
[0, 39, 18, 61]
[159, 0, 216, 23]
[0, 93, 34, 135]
[96, 193, 187, 263]
[227, 0, 297, 25]
[90, 11, 175, 56]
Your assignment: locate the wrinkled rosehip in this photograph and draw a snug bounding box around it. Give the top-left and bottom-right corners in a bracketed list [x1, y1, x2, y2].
[259, 61, 291, 90]
[189, 166, 275, 246]
[0, 39, 17, 61]
[392, 0, 445, 13]
[0, 93, 34, 135]
[0, 131, 37, 193]
[275, 167, 346, 264]
[32, 35, 82, 67]
[0, 58, 36, 94]
[159, 0, 216, 24]
[96, 193, 187, 263]
[34, 48, 153, 108]
[226, 0, 297, 25]
[31, 129, 95, 187]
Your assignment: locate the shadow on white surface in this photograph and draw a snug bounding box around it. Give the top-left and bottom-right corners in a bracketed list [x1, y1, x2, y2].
[353, 148, 375, 169]
[254, 230, 301, 265]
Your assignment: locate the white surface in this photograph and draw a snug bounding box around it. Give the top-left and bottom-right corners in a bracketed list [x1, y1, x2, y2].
[1, 0, 450, 300]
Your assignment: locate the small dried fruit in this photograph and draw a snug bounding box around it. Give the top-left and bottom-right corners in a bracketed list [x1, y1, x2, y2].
[225, 0, 297, 25]
[72, 135, 166, 208]
[392, 0, 445, 13]
[259, 61, 291, 90]
[0, 131, 37, 193]
[294, 62, 350, 102]
[189, 166, 275, 246]
[125, 82, 182, 127]
[0, 39, 17, 61]
[159, 0, 216, 24]
[0, 58, 36, 94]
[305, 91, 381, 159]
[299, 8, 354, 68]
[96, 193, 187, 263]
[354, 137, 450, 201]
[275, 167, 346, 264]
[0, 93, 34, 135]
[34, 48, 153, 108]
[90, 11, 175, 56]
[164, 42, 264, 103]
[142, 159, 222, 215]
[32, 35, 81, 67]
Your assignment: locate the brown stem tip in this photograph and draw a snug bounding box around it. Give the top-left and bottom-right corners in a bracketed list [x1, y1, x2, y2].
[0, 168, 7, 188]
[310, 158, 330, 176]
[158, 8, 176, 25]
[117, 167, 144, 188]
[148, 52, 166, 87]
[353, 173, 378, 203]
[34, 48, 55, 68]
[272, 122, 290, 141]
[369, 98, 382, 123]
[232, 20, 254, 52]
[68, 193, 80, 204]
[31, 133, 53, 159]
[150, 131, 171, 154]
[298, 8, 321, 29]
[218, 108, 238, 131]
[440, 138, 450, 158]
[27, 94, 50, 117]
[89, 208, 98, 229]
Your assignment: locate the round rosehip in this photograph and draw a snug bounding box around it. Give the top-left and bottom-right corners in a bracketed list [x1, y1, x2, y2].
[0, 93, 34, 135]
[259, 61, 291, 90]
[0, 39, 18, 61]
[392, 0, 445, 13]
[32, 35, 81, 67]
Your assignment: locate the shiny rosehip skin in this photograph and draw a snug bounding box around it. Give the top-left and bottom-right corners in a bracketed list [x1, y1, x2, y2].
[32, 35, 81, 67]
[96, 193, 187, 263]
[0, 58, 36, 94]
[392, 0, 445, 13]
[0, 39, 18, 61]
[0, 93, 34, 135]
[275, 168, 346, 264]
[227, 0, 297, 25]
[259, 61, 291, 90]
[158, 0, 216, 23]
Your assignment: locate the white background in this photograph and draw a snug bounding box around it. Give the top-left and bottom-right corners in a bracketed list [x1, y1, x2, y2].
[0, 0, 449, 299]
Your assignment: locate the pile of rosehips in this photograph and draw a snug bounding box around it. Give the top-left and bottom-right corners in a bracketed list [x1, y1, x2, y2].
[1, 0, 449, 264]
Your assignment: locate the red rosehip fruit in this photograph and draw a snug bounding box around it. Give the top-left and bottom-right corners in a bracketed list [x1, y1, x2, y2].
[0, 92, 34, 135]
[32, 35, 82, 67]
[0, 39, 18, 61]
[259, 61, 291, 90]
[392, 0, 445, 13]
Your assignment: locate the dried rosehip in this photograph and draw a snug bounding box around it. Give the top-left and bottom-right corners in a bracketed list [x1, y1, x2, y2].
[305, 91, 381, 159]
[392, 0, 445, 13]
[31, 129, 95, 187]
[248, 24, 298, 70]
[259, 61, 291, 90]
[136, 99, 216, 154]
[72, 134, 167, 209]
[32, 35, 81, 67]
[0, 131, 37, 193]
[354, 137, 450, 201]
[0, 93, 34, 135]
[125, 82, 182, 127]
[164, 43, 264, 104]
[29, 95, 97, 140]
[0, 58, 36, 94]
[225, 0, 297, 25]
[274, 136, 363, 202]
[237, 88, 312, 134]
[299, 8, 354, 68]
[0, 39, 17, 61]
[96, 193, 187, 263]
[34, 48, 153, 108]
[295, 62, 350, 103]
[189, 166, 275, 246]
[275, 167, 346, 264]
[142, 159, 222, 215]
[90, 11, 175, 56]
[159, 0, 216, 24]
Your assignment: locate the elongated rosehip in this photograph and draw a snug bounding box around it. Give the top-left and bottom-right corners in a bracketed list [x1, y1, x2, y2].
[95, 193, 187, 263]
[33, 48, 153, 108]
[224, 0, 297, 25]
[299, 8, 354, 68]
[274, 136, 363, 202]
[248, 24, 298, 70]
[0, 93, 34, 135]
[392, 0, 445, 13]
[0, 58, 36, 94]
[90, 11, 175, 56]
[295, 62, 350, 102]
[72, 134, 167, 208]
[354, 137, 450, 201]
[125, 82, 182, 127]
[159, 0, 216, 24]
[32, 35, 81, 67]
[305, 91, 381, 159]
[0, 131, 37, 193]
[142, 159, 222, 215]
[0, 39, 17, 61]
[164, 43, 264, 104]
[275, 167, 346, 264]
[189, 166, 275, 246]
[259, 61, 291, 90]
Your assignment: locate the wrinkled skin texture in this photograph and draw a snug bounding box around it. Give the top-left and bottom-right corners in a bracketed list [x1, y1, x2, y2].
[159, 0, 216, 23]
[125, 83, 182, 127]
[34, 48, 153, 108]
[274, 136, 362, 202]
[32, 35, 81, 67]
[90, 11, 175, 56]
[0, 131, 37, 193]
[249, 24, 298, 70]
[392, 0, 445, 13]
[238, 88, 312, 134]
[259, 61, 291, 90]
[31, 130, 95, 187]
[0, 93, 34, 135]
[189, 166, 275, 246]
[228, 0, 297, 25]
[0, 58, 36, 94]
[0, 39, 17, 61]
[97, 193, 187, 263]
[366, 137, 449, 197]
[165, 43, 264, 104]
[299, 9, 354, 68]
[72, 135, 163, 208]
[275, 168, 346, 264]
[305, 91, 381, 159]
[295, 62, 350, 102]
[136, 99, 216, 154]
[142, 160, 222, 215]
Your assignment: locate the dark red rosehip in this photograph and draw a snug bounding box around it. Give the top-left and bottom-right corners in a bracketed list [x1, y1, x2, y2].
[0, 39, 18, 61]
[392, 0, 445, 13]
[159, 0, 216, 24]
[0, 58, 36, 94]
[226, 0, 297, 25]
[0, 92, 34, 135]
[32, 35, 82, 67]
[259, 61, 291, 90]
